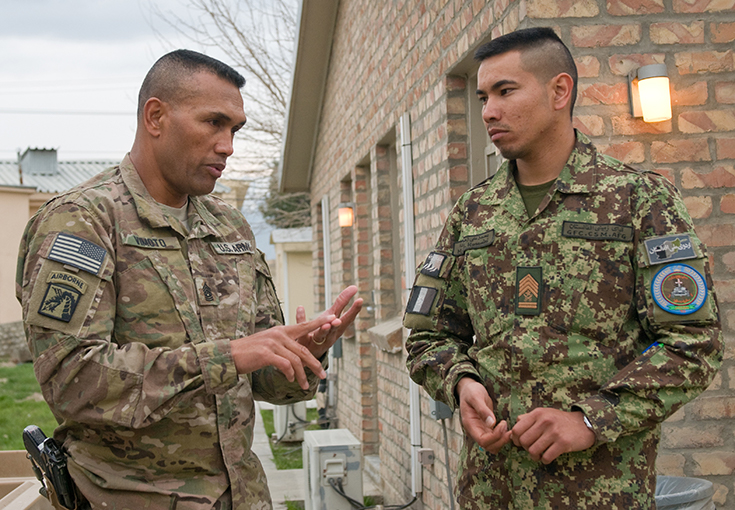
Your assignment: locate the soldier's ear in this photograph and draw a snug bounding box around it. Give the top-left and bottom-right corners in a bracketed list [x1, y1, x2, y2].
[549, 73, 574, 113]
[142, 97, 166, 137]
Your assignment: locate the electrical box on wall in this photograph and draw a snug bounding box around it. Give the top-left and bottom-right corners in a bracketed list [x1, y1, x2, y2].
[274, 402, 307, 443]
[303, 429, 363, 510]
[430, 398, 453, 420]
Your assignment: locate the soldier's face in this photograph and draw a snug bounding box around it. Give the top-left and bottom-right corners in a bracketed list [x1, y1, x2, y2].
[476, 51, 556, 162]
[154, 72, 246, 206]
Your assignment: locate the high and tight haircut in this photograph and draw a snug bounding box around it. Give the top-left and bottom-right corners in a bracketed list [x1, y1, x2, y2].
[137, 49, 246, 118]
[474, 27, 578, 117]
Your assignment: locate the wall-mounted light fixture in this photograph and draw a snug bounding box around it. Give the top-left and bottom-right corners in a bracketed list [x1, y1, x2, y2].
[337, 203, 354, 227]
[628, 63, 672, 123]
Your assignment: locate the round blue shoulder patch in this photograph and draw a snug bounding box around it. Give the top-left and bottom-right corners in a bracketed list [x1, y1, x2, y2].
[651, 263, 707, 315]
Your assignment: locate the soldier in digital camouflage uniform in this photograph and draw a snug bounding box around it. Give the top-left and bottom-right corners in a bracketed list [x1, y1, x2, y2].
[16, 50, 361, 510]
[404, 28, 721, 509]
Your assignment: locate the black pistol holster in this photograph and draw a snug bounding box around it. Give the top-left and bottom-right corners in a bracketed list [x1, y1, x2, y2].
[23, 425, 83, 510]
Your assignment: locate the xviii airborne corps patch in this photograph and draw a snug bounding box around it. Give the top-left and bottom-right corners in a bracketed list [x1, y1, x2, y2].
[38, 271, 88, 323]
[38, 284, 82, 322]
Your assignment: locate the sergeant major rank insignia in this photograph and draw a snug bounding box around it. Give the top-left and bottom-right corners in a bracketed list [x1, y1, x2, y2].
[515, 267, 542, 315]
[38, 271, 88, 323]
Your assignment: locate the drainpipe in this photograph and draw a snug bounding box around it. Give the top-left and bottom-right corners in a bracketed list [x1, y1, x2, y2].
[400, 112, 422, 496]
[321, 195, 335, 411]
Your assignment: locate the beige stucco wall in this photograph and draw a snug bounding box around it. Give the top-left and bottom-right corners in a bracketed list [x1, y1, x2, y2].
[0, 187, 34, 324]
[273, 242, 314, 325]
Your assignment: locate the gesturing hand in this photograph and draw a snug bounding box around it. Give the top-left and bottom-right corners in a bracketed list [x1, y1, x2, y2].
[457, 377, 512, 454]
[295, 285, 363, 358]
[230, 314, 336, 390]
[511, 408, 595, 464]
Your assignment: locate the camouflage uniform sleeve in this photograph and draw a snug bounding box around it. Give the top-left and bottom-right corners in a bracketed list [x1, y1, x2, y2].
[250, 250, 325, 404]
[404, 198, 480, 411]
[572, 172, 723, 443]
[16, 201, 238, 429]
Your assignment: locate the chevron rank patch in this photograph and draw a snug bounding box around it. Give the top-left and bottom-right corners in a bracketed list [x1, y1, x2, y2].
[196, 277, 220, 306]
[406, 286, 438, 316]
[515, 266, 542, 315]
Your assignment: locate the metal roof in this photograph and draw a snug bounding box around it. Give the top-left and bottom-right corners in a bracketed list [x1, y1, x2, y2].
[0, 159, 231, 194]
[0, 159, 117, 193]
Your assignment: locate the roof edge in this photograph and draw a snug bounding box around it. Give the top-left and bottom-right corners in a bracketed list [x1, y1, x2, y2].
[277, 0, 339, 194]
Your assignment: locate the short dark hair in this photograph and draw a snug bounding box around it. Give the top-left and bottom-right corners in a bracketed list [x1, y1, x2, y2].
[137, 49, 246, 117]
[474, 27, 578, 117]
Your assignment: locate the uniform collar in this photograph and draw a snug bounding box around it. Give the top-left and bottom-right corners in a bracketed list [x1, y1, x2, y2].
[485, 130, 599, 205]
[119, 154, 235, 239]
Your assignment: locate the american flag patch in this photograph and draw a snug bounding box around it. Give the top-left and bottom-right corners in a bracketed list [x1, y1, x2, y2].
[48, 233, 107, 276]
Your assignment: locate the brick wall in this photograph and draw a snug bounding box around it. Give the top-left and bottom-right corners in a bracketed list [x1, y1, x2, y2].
[308, 0, 735, 507]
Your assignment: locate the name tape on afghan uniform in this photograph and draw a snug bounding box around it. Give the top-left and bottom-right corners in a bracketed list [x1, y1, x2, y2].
[561, 221, 634, 242]
[452, 230, 494, 256]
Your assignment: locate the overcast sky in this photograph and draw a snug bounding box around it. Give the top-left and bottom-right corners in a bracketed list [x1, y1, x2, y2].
[0, 0, 241, 162]
[0, 0, 280, 256]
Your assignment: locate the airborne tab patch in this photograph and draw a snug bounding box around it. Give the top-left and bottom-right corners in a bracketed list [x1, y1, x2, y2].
[515, 267, 542, 315]
[210, 241, 253, 255]
[406, 286, 438, 316]
[562, 221, 634, 242]
[453, 230, 495, 256]
[644, 234, 695, 265]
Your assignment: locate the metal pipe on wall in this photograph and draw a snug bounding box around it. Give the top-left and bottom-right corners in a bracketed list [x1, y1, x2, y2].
[400, 112, 423, 496]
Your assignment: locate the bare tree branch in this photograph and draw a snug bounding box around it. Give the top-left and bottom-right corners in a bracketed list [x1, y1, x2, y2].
[148, 0, 297, 165]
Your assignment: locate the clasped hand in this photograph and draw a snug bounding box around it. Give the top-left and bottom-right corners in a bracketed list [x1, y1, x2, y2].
[231, 285, 362, 390]
[457, 378, 595, 464]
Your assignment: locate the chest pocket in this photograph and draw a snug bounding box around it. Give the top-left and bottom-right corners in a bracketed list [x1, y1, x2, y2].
[546, 242, 635, 343]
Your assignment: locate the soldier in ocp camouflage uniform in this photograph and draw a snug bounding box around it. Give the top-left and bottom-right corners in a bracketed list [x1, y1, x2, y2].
[404, 28, 721, 509]
[16, 50, 361, 510]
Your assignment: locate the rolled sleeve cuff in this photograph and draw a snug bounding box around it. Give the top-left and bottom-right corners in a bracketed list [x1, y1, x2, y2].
[572, 394, 623, 444]
[194, 339, 238, 395]
[444, 362, 482, 411]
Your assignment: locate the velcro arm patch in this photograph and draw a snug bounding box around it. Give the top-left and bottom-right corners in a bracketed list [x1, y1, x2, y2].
[403, 272, 445, 331]
[644, 258, 716, 324]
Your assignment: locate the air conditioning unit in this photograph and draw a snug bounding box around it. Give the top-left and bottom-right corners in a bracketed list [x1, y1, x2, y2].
[303, 429, 363, 510]
[273, 402, 307, 442]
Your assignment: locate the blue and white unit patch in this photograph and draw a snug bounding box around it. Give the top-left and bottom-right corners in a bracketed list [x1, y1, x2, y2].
[651, 263, 707, 315]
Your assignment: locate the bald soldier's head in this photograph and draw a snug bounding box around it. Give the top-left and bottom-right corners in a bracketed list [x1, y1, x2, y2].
[137, 49, 245, 119]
